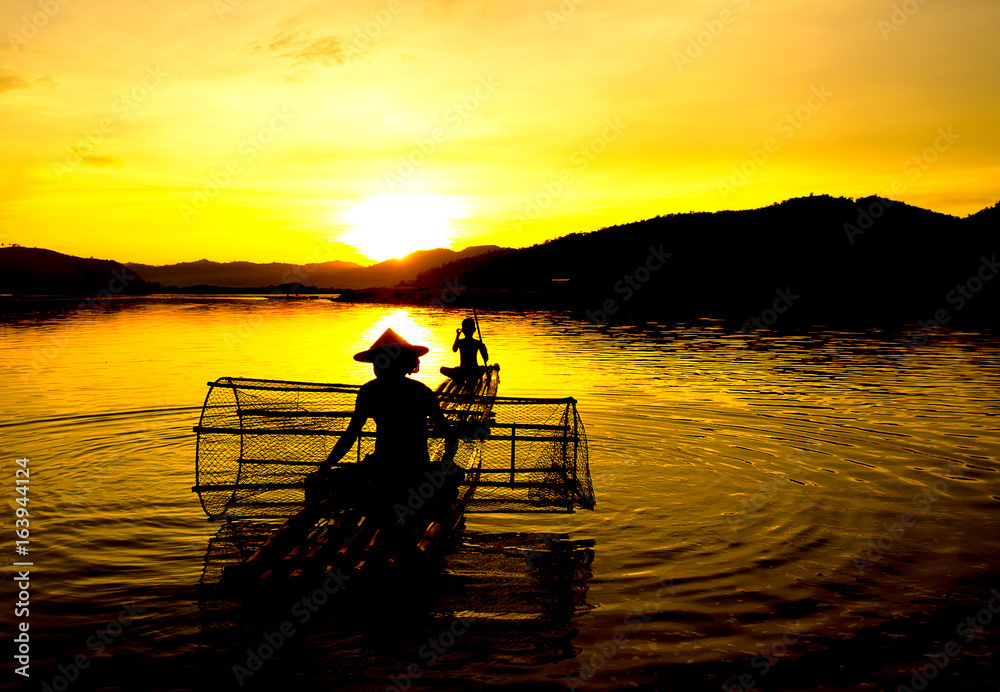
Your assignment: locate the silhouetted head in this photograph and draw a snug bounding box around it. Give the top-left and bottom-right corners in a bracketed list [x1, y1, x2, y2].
[462, 317, 477, 336]
[371, 349, 420, 378]
[353, 328, 427, 378]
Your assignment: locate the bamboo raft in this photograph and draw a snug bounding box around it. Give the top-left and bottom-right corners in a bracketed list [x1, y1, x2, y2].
[192, 365, 594, 591]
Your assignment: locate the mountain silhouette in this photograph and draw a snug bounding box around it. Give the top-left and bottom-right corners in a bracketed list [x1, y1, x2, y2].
[124, 258, 362, 289]
[126, 245, 501, 289]
[413, 195, 999, 326]
[0, 247, 160, 296]
[4, 195, 997, 327]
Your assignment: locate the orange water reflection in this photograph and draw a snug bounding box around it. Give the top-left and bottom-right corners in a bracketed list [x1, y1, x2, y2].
[2, 299, 1000, 691]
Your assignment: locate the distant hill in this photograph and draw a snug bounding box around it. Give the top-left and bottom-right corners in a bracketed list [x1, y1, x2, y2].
[0, 247, 161, 296]
[5, 195, 997, 326]
[124, 259, 363, 289]
[127, 245, 502, 289]
[413, 195, 1000, 325]
[344, 246, 501, 288]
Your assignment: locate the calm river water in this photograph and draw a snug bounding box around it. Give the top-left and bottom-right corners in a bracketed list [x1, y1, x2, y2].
[1, 297, 999, 691]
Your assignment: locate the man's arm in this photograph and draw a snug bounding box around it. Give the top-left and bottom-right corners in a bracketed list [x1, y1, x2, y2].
[479, 340, 489, 363]
[452, 329, 462, 352]
[318, 412, 364, 473]
[318, 392, 368, 473]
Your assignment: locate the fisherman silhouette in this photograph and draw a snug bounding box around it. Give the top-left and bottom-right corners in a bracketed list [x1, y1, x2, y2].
[309, 328, 459, 508]
[441, 318, 488, 382]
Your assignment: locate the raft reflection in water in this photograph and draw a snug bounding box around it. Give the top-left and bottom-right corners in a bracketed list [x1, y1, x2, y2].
[197, 524, 596, 687]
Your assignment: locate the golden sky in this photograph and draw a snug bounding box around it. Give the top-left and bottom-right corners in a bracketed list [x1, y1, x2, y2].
[2, 0, 998, 265]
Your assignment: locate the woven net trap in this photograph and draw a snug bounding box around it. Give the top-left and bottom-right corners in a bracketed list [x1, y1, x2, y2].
[192, 376, 595, 520]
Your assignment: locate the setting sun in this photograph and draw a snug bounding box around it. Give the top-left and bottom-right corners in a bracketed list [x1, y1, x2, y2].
[339, 193, 466, 263]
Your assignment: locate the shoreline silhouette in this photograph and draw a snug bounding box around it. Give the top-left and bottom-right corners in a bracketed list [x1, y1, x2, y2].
[2, 194, 997, 327]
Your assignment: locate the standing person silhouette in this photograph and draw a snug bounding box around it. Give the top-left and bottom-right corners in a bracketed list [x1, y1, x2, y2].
[312, 328, 456, 499]
[441, 318, 488, 382]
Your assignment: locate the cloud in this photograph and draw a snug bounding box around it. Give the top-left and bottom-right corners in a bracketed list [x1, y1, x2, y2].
[251, 12, 360, 68]
[254, 29, 353, 66]
[0, 70, 30, 92]
[71, 153, 124, 168]
[0, 70, 57, 93]
[82, 155, 124, 168]
[35, 74, 57, 92]
[285, 36, 350, 66]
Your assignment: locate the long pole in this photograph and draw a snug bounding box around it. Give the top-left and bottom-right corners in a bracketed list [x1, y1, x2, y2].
[467, 274, 488, 366]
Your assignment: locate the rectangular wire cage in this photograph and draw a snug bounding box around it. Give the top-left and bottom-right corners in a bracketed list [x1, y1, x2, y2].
[192, 376, 594, 520]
